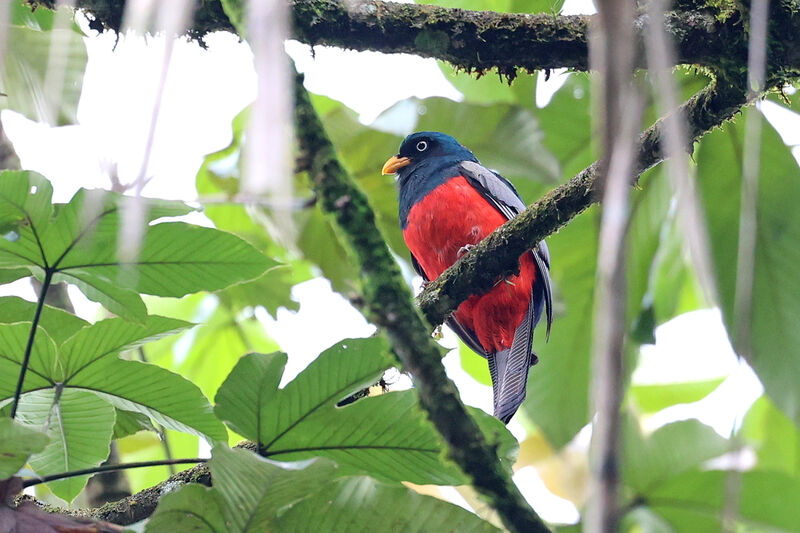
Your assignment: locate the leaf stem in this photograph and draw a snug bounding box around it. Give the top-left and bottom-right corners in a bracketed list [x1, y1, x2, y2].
[22, 458, 206, 488]
[10, 269, 53, 419]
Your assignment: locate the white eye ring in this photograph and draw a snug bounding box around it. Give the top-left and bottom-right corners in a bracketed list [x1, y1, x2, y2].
[416, 141, 428, 152]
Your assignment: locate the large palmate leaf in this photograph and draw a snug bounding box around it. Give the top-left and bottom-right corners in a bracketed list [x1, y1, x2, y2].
[0, 316, 227, 442]
[3, 3, 87, 125]
[0, 296, 88, 345]
[214, 338, 517, 485]
[696, 120, 800, 425]
[272, 476, 501, 532]
[16, 389, 114, 502]
[0, 171, 277, 321]
[147, 447, 336, 533]
[0, 417, 48, 479]
[148, 447, 498, 533]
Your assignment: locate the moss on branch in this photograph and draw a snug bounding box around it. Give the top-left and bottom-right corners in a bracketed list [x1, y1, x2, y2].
[417, 76, 754, 326]
[27, 0, 800, 77]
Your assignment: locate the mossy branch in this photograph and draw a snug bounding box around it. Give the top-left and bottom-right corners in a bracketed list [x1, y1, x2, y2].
[294, 70, 550, 533]
[417, 76, 755, 326]
[26, 0, 800, 78]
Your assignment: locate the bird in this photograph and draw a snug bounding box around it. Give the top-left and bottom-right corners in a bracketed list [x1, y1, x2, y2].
[382, 131, 553, 424]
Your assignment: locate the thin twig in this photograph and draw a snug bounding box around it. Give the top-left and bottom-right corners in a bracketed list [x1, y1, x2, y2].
[645, 0, 717, 305]
[585, 0, 638, 530]
[10, 269, 53, 418]
[22, 458, 206, 488]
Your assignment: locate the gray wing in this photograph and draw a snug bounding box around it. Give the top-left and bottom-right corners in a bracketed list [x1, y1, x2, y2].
[411, 254, 488, 358]
[458, 161, 553, 339]
[459, 161, 554, 423]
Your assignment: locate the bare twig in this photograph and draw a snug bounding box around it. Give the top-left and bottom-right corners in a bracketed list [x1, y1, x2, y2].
[733, 0, 770, 357]
[22, 458, 205, 488]
[645, 0, 717, 305]
[585, 0, 638, 530]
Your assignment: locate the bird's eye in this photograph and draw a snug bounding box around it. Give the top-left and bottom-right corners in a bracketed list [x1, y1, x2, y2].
[416, 141, 428, 152]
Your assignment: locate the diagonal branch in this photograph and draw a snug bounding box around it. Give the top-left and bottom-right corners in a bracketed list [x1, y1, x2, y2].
[416, 76, 752, 327]
[293, 69, 550, 533]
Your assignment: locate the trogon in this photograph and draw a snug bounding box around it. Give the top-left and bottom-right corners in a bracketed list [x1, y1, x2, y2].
[382, 131, 553, 424]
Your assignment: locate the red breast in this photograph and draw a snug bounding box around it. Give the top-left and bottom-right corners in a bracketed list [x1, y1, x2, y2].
[402, 176, 536, 353]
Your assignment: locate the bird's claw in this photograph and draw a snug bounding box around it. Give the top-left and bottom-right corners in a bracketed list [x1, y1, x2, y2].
[457, 244, 474, 258]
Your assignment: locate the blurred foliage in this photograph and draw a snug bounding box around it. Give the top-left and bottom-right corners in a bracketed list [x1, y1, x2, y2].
[2, 1, 800, 530]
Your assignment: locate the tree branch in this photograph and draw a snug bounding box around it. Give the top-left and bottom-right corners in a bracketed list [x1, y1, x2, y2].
[415, 75, 756, 327]
[26, 0, 800, 78]
[293, 69, 550, 533]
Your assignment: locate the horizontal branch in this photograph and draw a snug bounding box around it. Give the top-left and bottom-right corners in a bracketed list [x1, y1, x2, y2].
[417, 76, 753, 326]
[28, 0, 800, 78]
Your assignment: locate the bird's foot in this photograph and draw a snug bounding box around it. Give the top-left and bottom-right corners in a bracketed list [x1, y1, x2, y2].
[457, 244, 474, 258]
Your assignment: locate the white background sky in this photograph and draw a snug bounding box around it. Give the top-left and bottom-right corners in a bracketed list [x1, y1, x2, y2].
[4, 0, 800, 522]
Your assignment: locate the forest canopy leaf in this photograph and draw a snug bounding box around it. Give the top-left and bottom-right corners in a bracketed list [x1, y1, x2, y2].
[215, 339, 517, 485]
[16, 389, 115, 502]
[697, 120, 800, 426]
[0, 417, 48, 479]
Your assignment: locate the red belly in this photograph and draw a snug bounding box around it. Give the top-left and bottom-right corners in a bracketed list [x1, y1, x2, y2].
[403, 176, 536, 353]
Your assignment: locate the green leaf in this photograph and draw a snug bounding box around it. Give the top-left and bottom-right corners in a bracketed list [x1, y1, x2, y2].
[629, 379, 724, 414]
[146, 483, 227, 533]
[696, 119, 800, 425]
[0, 267, 29, 285]
[53, 269, 148, 322]
[214, 352, 288, 440]
[58, 315, 191, 382]
[147, 447, 338, 533]
[57, 222, 278, 298]
[0, 178, 273, 320]
[742, 395, 800, 475]
[0, 323, 57, 401]
[3, 22, 87, 125]
[0, 296, 88, 344]
[623, 419, 728, 493]
[646, 470, 800, 532]
[112, 409, 156, 439]
[272, 476, 501, 532]
[0, 417, 49, 478]
[0, 317, 226, 441]
[215, 339, 517, 485]
[210, 447, 338, 532]
[16, 389, 115, 502]
[0, 170, 53, 234]
[71, 359, 227, 442]
[522, 208, 596, 447]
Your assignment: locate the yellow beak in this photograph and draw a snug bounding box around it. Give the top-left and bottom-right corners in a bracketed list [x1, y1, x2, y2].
[381, 155, 411, 175]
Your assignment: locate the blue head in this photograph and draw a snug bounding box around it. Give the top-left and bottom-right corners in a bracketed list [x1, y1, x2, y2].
[383, 132, 479, 228]
[382, 132, 478, 185]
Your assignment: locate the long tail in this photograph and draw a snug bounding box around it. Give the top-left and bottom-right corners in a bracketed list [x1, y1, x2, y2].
[489, 303, 536, 424]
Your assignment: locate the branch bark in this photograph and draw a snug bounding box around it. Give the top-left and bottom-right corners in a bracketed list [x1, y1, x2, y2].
[26, 0, 800, 78]
[416, 75, 753, 327]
